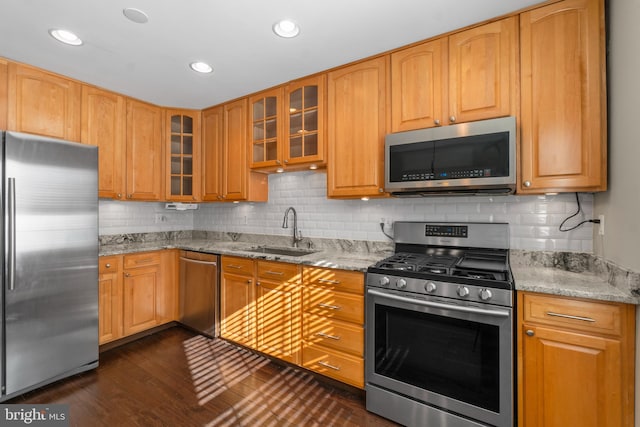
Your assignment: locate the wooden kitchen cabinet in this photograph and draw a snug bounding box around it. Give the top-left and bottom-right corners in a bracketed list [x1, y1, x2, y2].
[220, 256, 256, 347]
[125, 99, 164, 201]
[123, 252, 162, 336]
[518, 292, 635, 427]
[7, 62, 81, 141]
[201, 100, 268, 202]
[166, 108, 201, 201]
[249, 87, 283, 169]
[327, 56, 389, 198]
[98, 256, 123, 344]
[391, 17, 517, 132]
[519, 0, 607, 193]
[0, 58, 7, 130]
[81, 86, 126, 199]
[301, 267, 365, 388]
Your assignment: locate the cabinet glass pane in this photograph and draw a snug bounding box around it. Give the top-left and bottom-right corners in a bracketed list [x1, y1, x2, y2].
[304, 134, 318, 156]
[183, 156, 193, 174]
[265, 118, 277, 139]
[171, 156, 181, 174]
[303, 86, 318, 108]
[290, 88, 302, 112]
[253, 122, 264, 141]
[290, 112, 302, 134]
[183, 116, 193, 134]
[303, 110, 318, 132]
[183, 177, 193, 196]
[265, 97, 277, 117]
[171, 135, 181, 154]
[171, 115, 181, 133]
[171, 177, 181, 195]
[289, 136, 302, 158]
[253, 99, 265, 121]
[183, 135, 193, 155]
[266, 141, 278, 161]
[253, 143, 265, 162]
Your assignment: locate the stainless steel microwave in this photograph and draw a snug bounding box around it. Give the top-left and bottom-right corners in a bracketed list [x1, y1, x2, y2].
[384, 116, 516, 196]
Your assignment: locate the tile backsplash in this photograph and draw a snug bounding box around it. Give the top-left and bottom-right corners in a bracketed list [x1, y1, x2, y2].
[100, 171, 594, 252]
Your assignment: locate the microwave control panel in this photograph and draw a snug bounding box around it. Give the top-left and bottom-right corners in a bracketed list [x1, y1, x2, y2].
[402, 169, 492, 181]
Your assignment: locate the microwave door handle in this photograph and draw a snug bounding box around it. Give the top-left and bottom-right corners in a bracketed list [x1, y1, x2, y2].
[367, 289, 510, 318]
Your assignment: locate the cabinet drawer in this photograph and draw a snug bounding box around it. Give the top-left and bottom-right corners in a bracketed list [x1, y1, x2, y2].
[303, 267, 364, 294]
[302, 343, 364, 388]
[303, 286, 364, 324]
[257, 260, 300, 283]
[99, 256, 120, 274]
[124, 251, 161, 269]
[221, 256, 254, 276]
[522, 293, 624, 336]
[303, 313, 363, 357]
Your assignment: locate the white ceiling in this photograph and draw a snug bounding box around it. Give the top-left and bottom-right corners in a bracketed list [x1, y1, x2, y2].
[0, 0, 544, 110]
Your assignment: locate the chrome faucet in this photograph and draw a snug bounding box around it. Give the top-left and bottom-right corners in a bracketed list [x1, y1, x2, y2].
[282, 207, 303, 248]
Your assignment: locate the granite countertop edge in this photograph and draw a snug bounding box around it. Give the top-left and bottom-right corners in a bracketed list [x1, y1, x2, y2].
[99, 235, 640, 305]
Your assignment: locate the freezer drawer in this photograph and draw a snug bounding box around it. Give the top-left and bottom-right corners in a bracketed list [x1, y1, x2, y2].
[179, 251, 219, 337]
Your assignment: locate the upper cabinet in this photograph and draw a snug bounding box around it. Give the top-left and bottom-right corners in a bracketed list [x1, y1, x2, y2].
[81, 86, 126, 199]
[519, 0, 606, 193]
[202, 100, 268, 202]
[249, 87, 283, 170]
[125, 99, 164, 201]
[166, 109, 201, 201]
[391, 17, 517, 132]
[7, 62, 81, 141]
[0, 58, 7, 130]
[327, 56, 389, 198]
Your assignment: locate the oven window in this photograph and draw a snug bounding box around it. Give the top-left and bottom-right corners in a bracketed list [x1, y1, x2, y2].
[374, 304, 500, 412]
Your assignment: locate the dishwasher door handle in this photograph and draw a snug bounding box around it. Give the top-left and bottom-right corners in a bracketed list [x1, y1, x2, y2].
[179, 257, 218, 266]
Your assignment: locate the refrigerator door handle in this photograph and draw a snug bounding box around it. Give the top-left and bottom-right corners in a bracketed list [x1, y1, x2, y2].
[7, 177, 16, 291]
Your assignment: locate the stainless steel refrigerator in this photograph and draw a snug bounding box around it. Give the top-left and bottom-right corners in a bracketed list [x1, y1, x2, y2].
[0, 131, 99, 401]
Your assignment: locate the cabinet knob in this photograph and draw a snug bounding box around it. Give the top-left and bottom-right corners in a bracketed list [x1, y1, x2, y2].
[434, 119, 441, 126]
[276, 160, 281, 165]
[125, 272, 131, 277]
[523, 181, 532, 188]
[378, 188, 384, 193]
[247, 279, 252, 285]
[449, 115, 456, 123]
[105, 263, 111, 269]
[117, 193, 122, 199]
[127, 194, 132, 199]
[284, 159, 289, 164]
[526, 330, 535, 337]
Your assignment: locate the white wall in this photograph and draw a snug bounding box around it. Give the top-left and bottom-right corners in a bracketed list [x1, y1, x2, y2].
[101, 171, 595, 252]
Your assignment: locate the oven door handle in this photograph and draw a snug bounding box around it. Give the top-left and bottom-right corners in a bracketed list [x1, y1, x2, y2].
[367, 289, 510, 318]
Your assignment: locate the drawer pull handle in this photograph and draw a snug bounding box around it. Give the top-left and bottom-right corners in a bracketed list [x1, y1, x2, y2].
[546, 311, 596, 323]
[318, 303, 341, 310]
[316, 332, 341, 340]
[265, 270, 285, 276]
[318, 279, 341, 285]
[228, 265, 243, 269]
[318, 361, 341, 371]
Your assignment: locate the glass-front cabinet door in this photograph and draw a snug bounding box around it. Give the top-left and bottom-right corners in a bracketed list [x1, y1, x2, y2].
[249, 88, 282, 169]
[165, 109, 201, 201]
[285, 75, 325, 167]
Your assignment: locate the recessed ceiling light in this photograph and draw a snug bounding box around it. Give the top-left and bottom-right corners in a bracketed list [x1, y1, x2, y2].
[273, 19, 300, 38]
[189, 62, 213, 74]
[48, 29, 83, 46]
[123, 8, 149, 24]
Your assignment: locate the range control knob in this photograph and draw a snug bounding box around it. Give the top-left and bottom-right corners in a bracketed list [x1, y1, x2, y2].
[396, 278, 407, 289]
[424, 281, 437, 293]
[457, 286, 470, 297]
[479, 288, 493, 301]
[379, 276, 390, 286]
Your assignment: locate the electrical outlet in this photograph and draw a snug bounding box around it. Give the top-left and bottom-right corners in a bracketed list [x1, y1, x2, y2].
[380, 217, 392, 227]
[154, 213, 166, 223]
[598, 214, 605, 235]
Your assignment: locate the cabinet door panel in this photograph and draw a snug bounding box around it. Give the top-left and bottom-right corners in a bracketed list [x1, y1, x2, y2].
[123, 266, 159, 335]
[98, 271, 123, 344]
[519, 0, 606, 192]
[220, 272, 254, 347]
[328, 57, 388, 198]
[81, 86, 126, 199]
[126, 99, 164, 200]
[223, 99, 248, 200]
[0, 59, 8, 130]
[448, 16, 517, 124]
[166, 109, 200, 201]
[201, 106, 224, 201]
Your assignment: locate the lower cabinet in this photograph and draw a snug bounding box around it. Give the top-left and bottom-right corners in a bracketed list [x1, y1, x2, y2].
[518, 292, 636, 427]
[98, 250, 178, 345]
[301, 267, 365, 388]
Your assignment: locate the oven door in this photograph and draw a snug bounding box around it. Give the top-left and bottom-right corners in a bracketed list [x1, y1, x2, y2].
[365, 287, 513, 427]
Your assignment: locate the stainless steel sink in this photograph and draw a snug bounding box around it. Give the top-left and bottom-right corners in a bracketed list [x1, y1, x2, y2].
[244, 246, 317, 257]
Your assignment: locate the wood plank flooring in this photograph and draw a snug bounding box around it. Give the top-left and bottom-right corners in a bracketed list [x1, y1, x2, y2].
[10, 327, 399, 427]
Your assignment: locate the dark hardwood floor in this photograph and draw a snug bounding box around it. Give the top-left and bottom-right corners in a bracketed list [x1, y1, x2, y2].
[10, 327, 399, 427]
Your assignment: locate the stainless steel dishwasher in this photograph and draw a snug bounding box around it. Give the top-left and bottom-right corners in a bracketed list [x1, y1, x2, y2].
[179, 251, 219, 337]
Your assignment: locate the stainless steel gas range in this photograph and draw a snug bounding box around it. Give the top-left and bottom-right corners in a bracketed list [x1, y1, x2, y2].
[365, 222, 514, 427]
